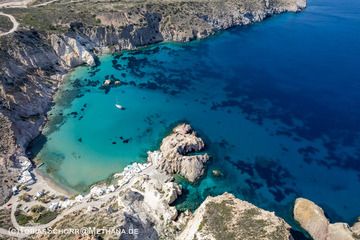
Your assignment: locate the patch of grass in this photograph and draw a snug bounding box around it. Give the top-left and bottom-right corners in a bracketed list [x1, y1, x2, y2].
[15, 210, 32, 226]
[28, 205, 58, 224]
[0, 15, 13, 33]
[4, 3, 98, 33]
[35, 211, 58, 224]
[200, 201, 236, 239]
[200, 200, 289, 240]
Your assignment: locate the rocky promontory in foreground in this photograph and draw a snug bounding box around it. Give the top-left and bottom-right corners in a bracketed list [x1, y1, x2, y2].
[179, 192, 292, 240]
[0, 0, 306, 205]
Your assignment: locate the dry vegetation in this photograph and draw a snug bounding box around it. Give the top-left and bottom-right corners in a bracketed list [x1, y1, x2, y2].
[0, 208, 13, 230]
[0, 15, 13, 33]
[1, 0, 280, 33]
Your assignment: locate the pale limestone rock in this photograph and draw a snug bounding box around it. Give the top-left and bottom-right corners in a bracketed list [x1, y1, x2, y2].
[352, 219, 360, 235]
[148, 124, 209, 182]
[294, 198, 360, 240]
[116, 173, 180, 237]
[50, 35, 95, 68]
[163, 181, 182, 204]
[328, 223, 354, 240]
[179, 192, 292, 240]
[294, 198, 329, 240]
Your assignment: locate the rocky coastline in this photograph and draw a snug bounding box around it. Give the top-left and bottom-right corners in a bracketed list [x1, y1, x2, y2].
[0, 0, 306, 205]
[0, 124, 301, 239]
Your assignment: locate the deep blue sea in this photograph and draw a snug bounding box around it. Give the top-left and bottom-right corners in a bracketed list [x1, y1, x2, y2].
[31, 0, 360, 229]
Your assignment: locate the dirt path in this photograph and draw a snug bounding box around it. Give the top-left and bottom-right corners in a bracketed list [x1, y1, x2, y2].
[31, 0, 59, 7]
[0, 12, 19, 36]
[0, 0, 34, 8]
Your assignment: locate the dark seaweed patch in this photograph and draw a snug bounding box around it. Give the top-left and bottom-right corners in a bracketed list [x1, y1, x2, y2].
[245, 179, 263, 190]
[298, 146, 320, 164]
[225, 156, 297, 202]
[226, 158, 254, 177]
[88, 68, 100, 77]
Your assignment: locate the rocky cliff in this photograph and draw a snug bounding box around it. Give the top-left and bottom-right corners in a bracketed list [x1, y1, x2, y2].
[294, 198, 360, 240]
[178, 192, 293, 240]
[0, 0, 306, 204]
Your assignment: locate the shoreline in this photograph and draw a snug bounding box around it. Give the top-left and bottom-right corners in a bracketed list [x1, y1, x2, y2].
[33, 168, 76, 197]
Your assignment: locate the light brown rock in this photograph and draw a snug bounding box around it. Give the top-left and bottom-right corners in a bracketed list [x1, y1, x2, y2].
[294, 198, 360, 240]
[148, 124, 209, 182]
[328, 223, 354, 240]
[294, 198, 329, 240]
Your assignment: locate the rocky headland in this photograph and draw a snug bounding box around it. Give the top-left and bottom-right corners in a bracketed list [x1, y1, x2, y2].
[294, 198, 360, 240]
[179, 192, 293, 240]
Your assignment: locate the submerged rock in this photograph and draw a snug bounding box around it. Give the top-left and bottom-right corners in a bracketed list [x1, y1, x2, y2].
[294, 198, 360, 240]
[212, 169, 223, 177]
[148, 124, 209, 182]
[178, 192, 292, 240]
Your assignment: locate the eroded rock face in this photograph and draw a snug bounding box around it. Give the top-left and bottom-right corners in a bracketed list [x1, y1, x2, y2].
[294, 198, 360, 240]
[148, 124, 209, 182]
[352, 219, 360, 236]
[116, 171, 182, 237]
[0, 113, 18, 204]
[50, 34, 96, 67]
[178, 192, 292, 240]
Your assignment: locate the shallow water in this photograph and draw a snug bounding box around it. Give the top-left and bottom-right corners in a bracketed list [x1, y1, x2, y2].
[31, 0, 360, 225]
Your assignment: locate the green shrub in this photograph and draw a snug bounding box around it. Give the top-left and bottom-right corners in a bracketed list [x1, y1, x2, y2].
[15, 210, 32, 226]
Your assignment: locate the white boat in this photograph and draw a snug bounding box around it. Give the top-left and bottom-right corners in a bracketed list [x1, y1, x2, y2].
[115, 104, 125, 110]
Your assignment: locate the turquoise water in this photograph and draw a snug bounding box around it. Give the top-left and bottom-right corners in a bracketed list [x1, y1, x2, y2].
[31, 0, 360, 227]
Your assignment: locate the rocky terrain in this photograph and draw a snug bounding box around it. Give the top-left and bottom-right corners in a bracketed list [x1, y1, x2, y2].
[148, 123, 210, 182]
[0, 0, 307, 205]
[0, 124, 296, 240]
[179, 192, 293, 240]
[294, 198, 360, 240]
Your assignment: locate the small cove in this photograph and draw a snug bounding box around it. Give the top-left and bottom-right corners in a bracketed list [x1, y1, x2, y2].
[30, 0, 360, 225]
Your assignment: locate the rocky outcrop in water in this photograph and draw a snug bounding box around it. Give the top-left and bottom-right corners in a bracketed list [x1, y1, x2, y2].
[147, 124, 209, 182]
[294, 198, 360, 240]
[178, 192, 293, 240]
